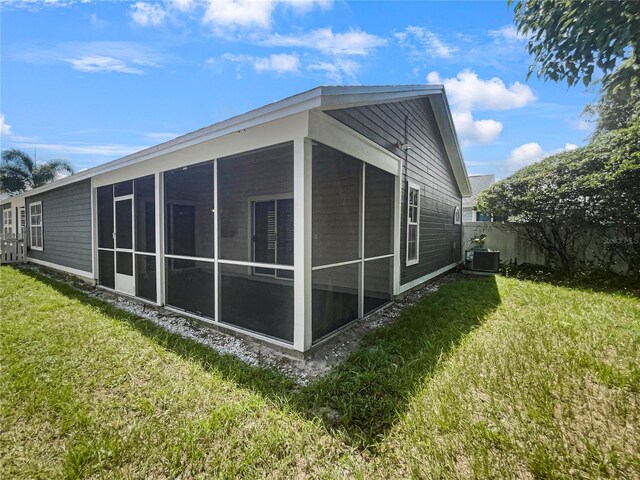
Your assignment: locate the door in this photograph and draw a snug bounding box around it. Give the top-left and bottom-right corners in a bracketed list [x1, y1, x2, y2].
[114, 196, 135, 295]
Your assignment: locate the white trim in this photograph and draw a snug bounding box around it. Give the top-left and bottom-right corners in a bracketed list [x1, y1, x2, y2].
[454, 205, 461, 225]
[308, 110, 402, 177]
[363, 253, 394, 262]
[405, 182, 420, 266]
[90, 185, 97, 278]
[165, 253, 215, 263]
[311, 258, 362, 271]
[397, 261, 461, 294]
[28, 201, 43, 251]
[26, 257, 94, 281]
[213, 160, 219, 322]
[218, 259, 294, 270]
[293, 137, 312, 352]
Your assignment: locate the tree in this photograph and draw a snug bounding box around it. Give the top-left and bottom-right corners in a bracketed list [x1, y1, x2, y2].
[584, 60, 640, 134]
[510, 0, 640, 92]
[0, 149, 74, 196]
[478, 125, 640, 277]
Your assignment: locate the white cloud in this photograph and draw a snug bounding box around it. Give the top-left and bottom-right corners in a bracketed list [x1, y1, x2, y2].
[395, 26, 457, 59]
[13, 41, 163, 74]
[203, 0, 274, 30]
[254, 53, 300, 73]
[130, 2, 167, 27]
[262, 27, 387, 56]
[65, 56, 145, 74]
[308, 58, 360, 83]
[220, 52, 300, 74]
[507, 142, 579, 172]
[427, 70, 537, 112]
[1, 114, 13, 137]
[427, 70, 536, 146]
[508, 142, 546, 171]
[169, 0, 195, 12]
[452, 111, 503, 146]
[489, 25, 527, 42]
[570, 118, 591, 131]
[202, 0, 331, 34]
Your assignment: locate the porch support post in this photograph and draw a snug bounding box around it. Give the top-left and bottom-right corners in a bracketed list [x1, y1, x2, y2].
[293, 137, 312, 352]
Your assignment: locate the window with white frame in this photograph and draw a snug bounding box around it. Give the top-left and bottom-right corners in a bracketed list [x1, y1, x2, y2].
[406, 182, 420, 266]
[29, 202, 43, 250]
[3, 209, 12, 236]
[454, 205, 461, 225]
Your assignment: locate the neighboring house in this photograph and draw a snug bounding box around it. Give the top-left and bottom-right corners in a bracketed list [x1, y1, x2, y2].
[462, 174, 495, 222]
[0, 85, 471, 354]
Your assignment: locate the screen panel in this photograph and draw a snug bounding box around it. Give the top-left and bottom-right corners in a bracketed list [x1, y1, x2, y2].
[114, 180, 133, 197]
[312, 143, 361, 267]
[165, 258, 214, 319]
[135, 175, 155, 253]
[364, 257, 393, 315]
[218, 143, 293, 262]
[115, 199, 133, 250]
[98, 249, 115, 288]
[116, 252, 133, 276]
[136, 254, 157, 302]
[164, 163, 214, 258]
[365, 165, 394, 258]
[219, 263, 294, 343]
[97, 185, 114, 249]
[312, 263, 359, 341]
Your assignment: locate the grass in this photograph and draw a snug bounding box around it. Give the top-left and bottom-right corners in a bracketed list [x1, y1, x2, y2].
[1, 266, 639, 478]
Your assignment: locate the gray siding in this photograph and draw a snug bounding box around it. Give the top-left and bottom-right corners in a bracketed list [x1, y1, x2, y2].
[327, 97, 462, 285]
[26, 179, 93, 273]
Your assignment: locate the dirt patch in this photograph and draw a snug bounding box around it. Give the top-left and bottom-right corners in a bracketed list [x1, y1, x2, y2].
[16, 263, 464, 384]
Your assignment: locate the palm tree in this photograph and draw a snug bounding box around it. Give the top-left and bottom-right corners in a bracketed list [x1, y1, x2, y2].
[0, 148, 74, 196]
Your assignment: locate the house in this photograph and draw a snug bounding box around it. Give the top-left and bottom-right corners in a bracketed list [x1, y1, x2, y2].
[462, 174, 495, 222]
[0, 85, 471, 354]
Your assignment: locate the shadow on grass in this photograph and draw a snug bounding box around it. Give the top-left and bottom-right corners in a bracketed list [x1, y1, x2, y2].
[14, 266, 501, 450]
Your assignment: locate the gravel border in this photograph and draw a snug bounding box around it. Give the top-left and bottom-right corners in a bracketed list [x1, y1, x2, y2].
[17, 263, 462, 384]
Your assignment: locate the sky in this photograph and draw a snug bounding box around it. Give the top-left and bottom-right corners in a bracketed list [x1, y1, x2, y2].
[1, 0, 598, 179]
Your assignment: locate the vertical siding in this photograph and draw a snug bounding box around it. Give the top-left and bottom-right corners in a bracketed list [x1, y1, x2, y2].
[26, 179, 93, 273]
[326, 97, 462, 285]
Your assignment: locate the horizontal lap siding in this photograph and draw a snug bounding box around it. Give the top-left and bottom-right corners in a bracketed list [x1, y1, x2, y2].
[26, 179, 92, 273]
[327, 97, 462, 285]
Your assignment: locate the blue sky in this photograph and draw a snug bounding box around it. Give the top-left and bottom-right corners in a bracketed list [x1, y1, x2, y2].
[1, 0, 597, 179]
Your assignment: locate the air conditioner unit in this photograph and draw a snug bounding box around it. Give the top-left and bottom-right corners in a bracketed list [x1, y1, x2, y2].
[470, 249, 500, 272]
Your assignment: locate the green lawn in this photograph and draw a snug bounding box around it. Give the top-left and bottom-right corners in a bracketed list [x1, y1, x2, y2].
[1, 266, 638, 479]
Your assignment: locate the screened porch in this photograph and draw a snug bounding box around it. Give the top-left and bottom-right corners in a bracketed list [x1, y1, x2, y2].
[95, 139, 397, 351]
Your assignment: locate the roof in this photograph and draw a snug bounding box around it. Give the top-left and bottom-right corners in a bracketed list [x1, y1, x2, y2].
[462, 174, 495, 207]
[1, 85, 471, 201]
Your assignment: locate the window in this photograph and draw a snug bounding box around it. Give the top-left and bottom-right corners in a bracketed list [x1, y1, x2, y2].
[454, 205, 461, 225]
[19, 207, 26, 237]
[29, 202, 43, 250]
[406, 183, 420, 266]
[3, 209, 12, 236]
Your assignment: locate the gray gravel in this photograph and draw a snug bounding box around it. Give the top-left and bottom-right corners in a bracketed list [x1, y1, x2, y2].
[18, 263, 460, 385]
